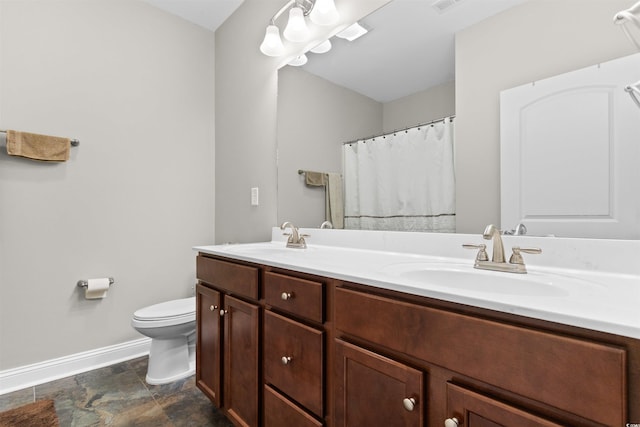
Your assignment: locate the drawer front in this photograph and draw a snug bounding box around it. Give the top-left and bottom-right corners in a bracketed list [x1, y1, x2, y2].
[446, 383, 564, 427]
[264, 310, 324, 417]
[335, 287, 626, 427]
[264, 271, 323, 323]
[264, 385, 323, 427]
[196, 255, 259, 299]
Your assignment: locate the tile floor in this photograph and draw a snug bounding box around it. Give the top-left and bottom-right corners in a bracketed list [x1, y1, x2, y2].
[0, 357, 233, 426]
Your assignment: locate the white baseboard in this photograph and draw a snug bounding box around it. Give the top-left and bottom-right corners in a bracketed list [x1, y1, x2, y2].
[0, 338, 151, 396]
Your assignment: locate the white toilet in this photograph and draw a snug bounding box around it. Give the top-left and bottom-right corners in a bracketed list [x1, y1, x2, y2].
[131, 297, 196, 385]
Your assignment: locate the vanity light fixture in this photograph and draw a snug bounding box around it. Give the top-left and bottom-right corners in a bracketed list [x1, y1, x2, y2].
[310, 39, 332, 54]
[288, 54, 309, 66]
[259, 0, 339, 57]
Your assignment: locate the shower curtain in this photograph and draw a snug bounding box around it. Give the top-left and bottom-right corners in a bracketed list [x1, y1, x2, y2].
[343, 117, 455, 232]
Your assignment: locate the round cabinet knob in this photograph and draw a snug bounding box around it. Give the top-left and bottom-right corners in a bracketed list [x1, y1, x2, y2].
[281, 292, 293, 301]
[444, 418, 459, 427]
[219, 309, 226, 317]
[402, 397, 416, 412]
[209, 305, 218, 312]
[281, 356, 292, 365]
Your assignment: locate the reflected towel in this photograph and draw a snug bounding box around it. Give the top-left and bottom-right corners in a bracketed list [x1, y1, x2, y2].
[305, 171, 326, 186]
[326, 173, 344, 229]
[6, 130, 70, 161]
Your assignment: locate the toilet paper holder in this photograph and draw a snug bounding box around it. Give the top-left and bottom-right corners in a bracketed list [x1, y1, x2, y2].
[77, 277, 115, 288]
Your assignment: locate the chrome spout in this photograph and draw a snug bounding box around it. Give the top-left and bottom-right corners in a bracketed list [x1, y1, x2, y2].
[483, 224, 505, 263]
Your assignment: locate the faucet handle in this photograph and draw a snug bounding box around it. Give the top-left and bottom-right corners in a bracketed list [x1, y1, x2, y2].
[509, 246, 542, 264]
[462, 244, 489, 262]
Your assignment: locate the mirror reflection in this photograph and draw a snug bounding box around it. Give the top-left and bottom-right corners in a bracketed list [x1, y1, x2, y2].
[276, 0, 638, 239]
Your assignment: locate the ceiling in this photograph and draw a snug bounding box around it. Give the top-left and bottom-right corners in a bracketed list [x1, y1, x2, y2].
[301, 0, 528, 102]
[143, 0, 527, 102]
[144, 0, 244, 32]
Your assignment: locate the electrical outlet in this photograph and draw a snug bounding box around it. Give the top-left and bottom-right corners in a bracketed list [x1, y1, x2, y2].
[251, 187, 259, 206]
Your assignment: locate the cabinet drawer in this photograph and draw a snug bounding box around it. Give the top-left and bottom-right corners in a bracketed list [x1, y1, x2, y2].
[264, 385, 323, 427]
[264, 271, 323, 323]
[446, 383, 563, 427]
[335, 287, 626, 427]
[264, 310, 324, 417]
[197, 255, 259, 299]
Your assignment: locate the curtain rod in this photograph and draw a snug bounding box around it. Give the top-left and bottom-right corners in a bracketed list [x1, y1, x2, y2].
[342, 115, 455, 145]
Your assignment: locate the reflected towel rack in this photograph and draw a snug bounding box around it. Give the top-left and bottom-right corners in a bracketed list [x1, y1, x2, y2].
[0, 130, 80, 147]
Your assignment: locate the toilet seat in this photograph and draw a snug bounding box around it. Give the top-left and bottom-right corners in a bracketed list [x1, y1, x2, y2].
[132, 297, 195, 328]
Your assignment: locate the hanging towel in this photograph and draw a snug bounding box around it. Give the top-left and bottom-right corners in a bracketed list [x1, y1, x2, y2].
[326, 173, 344, 229]
[304, 171, 326, 186]
[6, 130, 70, 161]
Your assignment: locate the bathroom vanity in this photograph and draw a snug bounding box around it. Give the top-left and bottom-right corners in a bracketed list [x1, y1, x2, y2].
[194, 229, 640, 427]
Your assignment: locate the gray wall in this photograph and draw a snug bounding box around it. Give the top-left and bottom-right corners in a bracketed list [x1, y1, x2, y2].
[455, 0, 634, 234]
[383, 80, 455, 132]
[277, 67, 383, 228]
[214, 0, 390, 244]
[0, 0, 215, 369]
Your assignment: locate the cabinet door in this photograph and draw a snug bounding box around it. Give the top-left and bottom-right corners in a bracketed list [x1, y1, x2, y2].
[446, 383, 564, 427]
[224, 295, 260, 427]
[196, 284, 222, 407]
[335, 339, 423, 427]
[264, 310, 323, 416]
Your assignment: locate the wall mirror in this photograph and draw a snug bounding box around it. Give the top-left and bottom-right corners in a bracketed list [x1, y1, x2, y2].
[276, 0, 638, 239]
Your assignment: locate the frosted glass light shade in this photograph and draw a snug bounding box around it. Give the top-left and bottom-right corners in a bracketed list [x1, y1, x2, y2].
[309, 0, 339, 26]
[260, 25, 285, 56]
[288, 54, 308, 66]
[283, 7, 310, 42]
[310, 39, 332, 54]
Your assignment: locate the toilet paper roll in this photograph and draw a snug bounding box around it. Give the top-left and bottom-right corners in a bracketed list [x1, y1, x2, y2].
[85, 278, 110, 299]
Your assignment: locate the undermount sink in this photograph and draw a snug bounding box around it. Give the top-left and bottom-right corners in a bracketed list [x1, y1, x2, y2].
[377, 262, 591, 297]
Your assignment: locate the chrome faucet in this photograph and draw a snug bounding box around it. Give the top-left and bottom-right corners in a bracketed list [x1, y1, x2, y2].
[463, 224, 541, 274]
[483, 224, 506, 263]
[280, 221, 308, 249]
[320, 221, 333, 229]
[503, 223, 527, 236]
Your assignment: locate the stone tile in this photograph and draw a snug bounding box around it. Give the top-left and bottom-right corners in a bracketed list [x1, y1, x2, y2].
[156, 386, 233, 427]
[2, 358, 232, 426]
[0, 387, 34, 411]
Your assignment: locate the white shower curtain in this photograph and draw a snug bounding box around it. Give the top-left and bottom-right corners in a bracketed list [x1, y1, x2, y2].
[343, 118, 455, 232]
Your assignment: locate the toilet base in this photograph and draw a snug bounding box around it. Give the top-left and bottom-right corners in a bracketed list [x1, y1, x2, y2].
[145, 334, 196, 385]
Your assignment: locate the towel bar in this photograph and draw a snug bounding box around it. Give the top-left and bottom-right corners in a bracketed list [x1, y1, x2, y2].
[77, 277, 115, 288]
[0, 130, 80, 146]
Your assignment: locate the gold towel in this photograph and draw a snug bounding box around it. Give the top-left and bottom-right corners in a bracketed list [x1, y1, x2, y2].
[305, 171, 326, 186]
[6, 130, 70, 162]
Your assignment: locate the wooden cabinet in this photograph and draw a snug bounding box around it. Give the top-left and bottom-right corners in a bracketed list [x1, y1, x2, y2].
[334, 284, 632, 427]
[334, 340, 424, 427]
[263, 270, 326, 425]
[195, 284, 222, 406]
[196, 256, 260, 427]
[264, 385, 323, 427]
[445, 383, 564, 427]
[196, 252, 639, 427]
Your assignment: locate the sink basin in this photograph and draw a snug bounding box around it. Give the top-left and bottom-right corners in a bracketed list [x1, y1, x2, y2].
[377, 262, 580, 297]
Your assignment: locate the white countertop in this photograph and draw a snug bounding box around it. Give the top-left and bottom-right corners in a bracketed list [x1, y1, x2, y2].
[195, 228, 640, 340]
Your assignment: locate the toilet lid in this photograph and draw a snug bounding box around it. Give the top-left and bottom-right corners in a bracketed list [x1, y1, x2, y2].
[133, 297, 195, 321]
